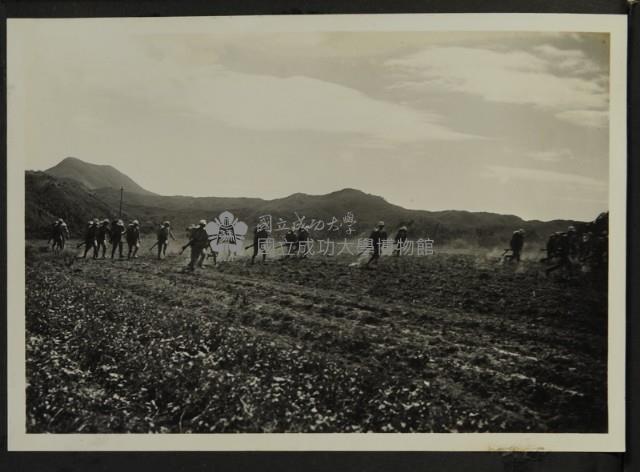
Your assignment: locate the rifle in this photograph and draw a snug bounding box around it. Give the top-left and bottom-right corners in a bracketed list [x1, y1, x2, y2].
[148, 241, 159, 252]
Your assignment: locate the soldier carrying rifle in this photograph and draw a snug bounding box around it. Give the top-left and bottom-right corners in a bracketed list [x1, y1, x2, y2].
[79, 220, 98, 259]
[249, 224, 270, 265]
[110, 220, 125, 259]
[181, 220, 209, 270]
[366, 221, 387, 267]
[151, 221, 176, 260]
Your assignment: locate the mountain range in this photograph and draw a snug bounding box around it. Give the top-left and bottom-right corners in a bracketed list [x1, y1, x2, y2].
[25, 157, 584, 247]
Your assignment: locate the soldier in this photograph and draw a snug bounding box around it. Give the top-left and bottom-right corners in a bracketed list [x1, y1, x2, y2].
[366, 221, 387, 267]
[95, 219, 110, 259]
[296, 226, 310, 258]
[156, 221, 176, 259]
[126, 220, 141, 259]
[283, 228, 297, 258]
[110, 220, 125, 259]
[586, 229, 608, 271]
[250, 224, 270, 265]
[567, 226, 580, 259]
[58, 219, 70, 250]
[393, 226, 408, 256]
[546, 231, 562, 262]
[545, 232, 573, 276]
[509, 229, 525, 263]
[80, 220, 98, 259]
[181, 219, 209, 270]
[48, 220, 64, 253]
[579, 232, 593, 262]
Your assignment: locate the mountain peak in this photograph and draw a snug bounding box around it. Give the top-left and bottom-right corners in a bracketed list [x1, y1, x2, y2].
[45, 157, 154, 195]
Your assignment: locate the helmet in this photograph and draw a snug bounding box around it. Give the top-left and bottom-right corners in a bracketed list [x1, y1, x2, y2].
[117, 220, 124, 226]
[57, 218, 64, 223]
[163, 221, 170, 227]
[400, 226, 407, 231]
[102, 219, 109, 225]
[88, 220, 94, 225]
[133, 220, 139, 226]
[568, 226, 576, 232]
[199, 219, 207, 226]
[377, 220, 385, 227]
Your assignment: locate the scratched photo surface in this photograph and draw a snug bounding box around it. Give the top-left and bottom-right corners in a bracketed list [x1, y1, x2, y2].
[12, 20, 613, 437]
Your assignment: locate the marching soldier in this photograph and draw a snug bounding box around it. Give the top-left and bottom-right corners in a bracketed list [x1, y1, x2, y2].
[393, 226, 408, 256]
[181, 220, 209, 270]
[110, 220, 125, 259]
[80, 220, 98, 259]
[567, 226, 580, 259]
[156, 221, 176, 259]
[366, 221, 387, 267]
[58, 219, 70, 249]
[250, 224, 270, 265]
[126, 220, 141, 259]
[545, 232, 573, 276]
[509, 229, 525, 263]
[284, 228, 297, 258]
[95, 219, 110, 259]
[48, 220, 64, 253]
[296, 226, 310, 258]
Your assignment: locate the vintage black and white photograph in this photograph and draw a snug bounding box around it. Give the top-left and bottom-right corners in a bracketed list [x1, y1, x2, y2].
[6, 14, 626, 451]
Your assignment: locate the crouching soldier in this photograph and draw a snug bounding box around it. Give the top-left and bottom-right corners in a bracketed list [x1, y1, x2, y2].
[181, 220, 209, 270]
[126, 220, 141, 259]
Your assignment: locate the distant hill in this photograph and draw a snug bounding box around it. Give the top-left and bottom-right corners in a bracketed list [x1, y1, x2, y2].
[26, 171, 132, 238]
[29, 159, 586, 247]
[45, 157, 154, 196]
[92, 185, 578, 246]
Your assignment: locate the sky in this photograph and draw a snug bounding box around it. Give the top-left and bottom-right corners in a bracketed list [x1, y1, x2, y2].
[8, 18, 612, 221]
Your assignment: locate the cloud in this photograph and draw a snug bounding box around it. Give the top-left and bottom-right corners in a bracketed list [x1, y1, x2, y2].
[555, 110, 608, 128]
[526, 148, 575, 162]
[386, 46, 607, 119]
[482, 165, 607, 189]
[532, 44, 601, 75]
[176, 69, 480, 142]
[25, 32, 482, 144]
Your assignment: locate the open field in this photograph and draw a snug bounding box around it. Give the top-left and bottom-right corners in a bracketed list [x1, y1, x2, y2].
[25, 240, 607, 433]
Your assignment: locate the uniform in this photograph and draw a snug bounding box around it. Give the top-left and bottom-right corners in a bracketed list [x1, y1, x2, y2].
[96, 221, 110, 259]
[81, 222, 98, 258]
[509, 230, 524, 262]
[183, 222, 209, 270]
[296, 227, 310, 257]
[251, 227, 270, 264]
[545, 233, 572, 276]
[366, 222, 387, 266]
[284, 229, 297, 257]
[49, 221, 65, 252]
[126, 221, 141, 259]
[156, 222, 175, 259]
[394, 227, 408, 256]
[110, 221, 125, 259]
